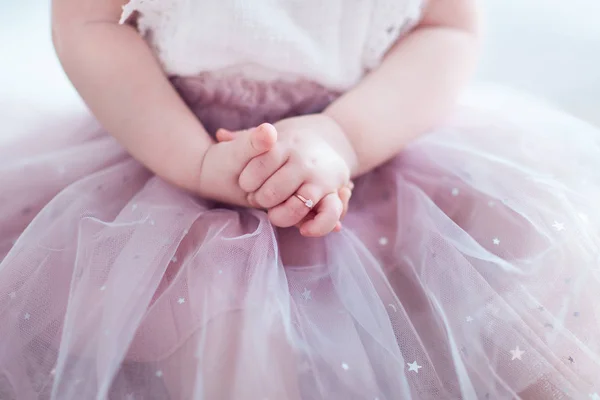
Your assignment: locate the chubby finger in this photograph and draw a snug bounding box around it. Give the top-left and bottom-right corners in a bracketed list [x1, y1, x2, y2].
[251, 162, 304, 208]
[333, 221, 343, 232]
[232, 123, 278, 161]
[293, 209, 342, 232]
[338, 186, 352, 221]
[299, 193, 343, 237]
[239, 148, 287, 193]
[294, 211, 314, 229]
[294, 213, 342, 232]
[268, 183, 322, 228]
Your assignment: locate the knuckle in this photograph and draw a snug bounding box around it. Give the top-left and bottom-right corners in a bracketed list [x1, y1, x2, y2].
[256, 157, 269, 171]
[302, 158, 318, 173]
[290, 154, 312, 175]
[260, 187, 279, 205]
[289, 134, 303, 147]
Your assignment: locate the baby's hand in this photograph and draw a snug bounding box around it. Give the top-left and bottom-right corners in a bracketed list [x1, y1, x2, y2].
[197, 124, 277, 206]
[217, 115, 355, 237]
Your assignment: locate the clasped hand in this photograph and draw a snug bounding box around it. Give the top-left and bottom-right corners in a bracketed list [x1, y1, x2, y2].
[197, 114, 354, 237]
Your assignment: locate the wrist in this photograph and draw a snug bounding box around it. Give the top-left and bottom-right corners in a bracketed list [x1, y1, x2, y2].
[319, 113, 359, 177]
[170, 135, 214, 194]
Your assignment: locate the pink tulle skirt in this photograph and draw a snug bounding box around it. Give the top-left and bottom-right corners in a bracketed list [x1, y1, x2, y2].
[1, 87, 600, 399]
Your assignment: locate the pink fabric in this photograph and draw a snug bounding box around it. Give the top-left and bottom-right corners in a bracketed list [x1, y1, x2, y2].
[1, 77, 600, 399]
[170, 74, 340, 134]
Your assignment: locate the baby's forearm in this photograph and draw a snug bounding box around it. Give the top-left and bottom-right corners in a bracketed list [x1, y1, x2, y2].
[325, 6, 479, 177]
[53, 19, 212, 191]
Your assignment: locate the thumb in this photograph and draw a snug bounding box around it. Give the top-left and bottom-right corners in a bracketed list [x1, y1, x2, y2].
[338, 186, 352, 221]
[234, 123, 277, 160]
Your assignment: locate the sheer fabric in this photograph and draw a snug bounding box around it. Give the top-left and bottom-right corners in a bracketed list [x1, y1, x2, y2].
[1, 0, 599, 397]
[1, 81, 599, 399]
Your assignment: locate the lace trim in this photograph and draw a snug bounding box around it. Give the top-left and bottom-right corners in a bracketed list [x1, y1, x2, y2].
[119, 0, 178, 36]
[362, 0, 426, 70]
[119, 0, 426, 81]
[119, 0, 184, 75]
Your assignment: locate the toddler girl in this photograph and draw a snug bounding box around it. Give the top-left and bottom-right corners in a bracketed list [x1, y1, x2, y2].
[1, 0, 599, 398]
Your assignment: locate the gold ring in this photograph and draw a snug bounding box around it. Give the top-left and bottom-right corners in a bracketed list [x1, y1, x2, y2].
[294, 194, 314, 209]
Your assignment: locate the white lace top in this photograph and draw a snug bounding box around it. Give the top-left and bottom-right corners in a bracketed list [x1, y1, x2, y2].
[121, 0, 425, 90]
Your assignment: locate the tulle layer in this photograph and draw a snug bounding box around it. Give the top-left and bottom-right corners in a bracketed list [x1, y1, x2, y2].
[1, 88, 600, 399]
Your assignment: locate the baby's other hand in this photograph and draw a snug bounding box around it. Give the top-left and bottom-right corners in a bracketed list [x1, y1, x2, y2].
[197, 124, 277, 206]
[217, 115, 355, 237]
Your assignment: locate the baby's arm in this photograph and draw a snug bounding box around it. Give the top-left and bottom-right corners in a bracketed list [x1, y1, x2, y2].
[325, 0, 480, 177]
[52, 0, 211, 192]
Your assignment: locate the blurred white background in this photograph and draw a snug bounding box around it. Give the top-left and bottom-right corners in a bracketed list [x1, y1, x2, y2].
[0, 0, 599, 143]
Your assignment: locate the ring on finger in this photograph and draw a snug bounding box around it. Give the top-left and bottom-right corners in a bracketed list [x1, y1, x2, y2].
[294, 193, 314, 209]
